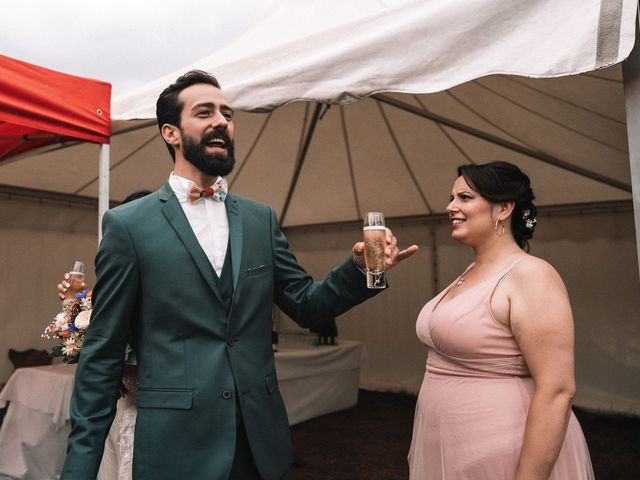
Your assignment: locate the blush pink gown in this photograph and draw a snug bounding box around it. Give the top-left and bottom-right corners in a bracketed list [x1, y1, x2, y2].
[408, 259, 594, 479]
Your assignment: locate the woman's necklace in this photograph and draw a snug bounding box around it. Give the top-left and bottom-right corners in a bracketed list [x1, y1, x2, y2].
[456, 266, 474, 286]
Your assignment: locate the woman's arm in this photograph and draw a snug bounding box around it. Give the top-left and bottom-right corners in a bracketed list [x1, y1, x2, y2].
[508, 259, 576, 480]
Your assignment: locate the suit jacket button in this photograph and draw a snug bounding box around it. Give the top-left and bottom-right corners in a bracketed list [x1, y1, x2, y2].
[227, 336, 237, 346]
[222, 390, 233, 400]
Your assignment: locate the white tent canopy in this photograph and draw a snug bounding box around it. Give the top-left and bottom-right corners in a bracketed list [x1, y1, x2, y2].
[1, 0, 639, 412]
[114, 0, 636, 115]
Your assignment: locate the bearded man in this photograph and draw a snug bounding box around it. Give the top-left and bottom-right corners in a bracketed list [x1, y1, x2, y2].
[61, 70, 417, 480]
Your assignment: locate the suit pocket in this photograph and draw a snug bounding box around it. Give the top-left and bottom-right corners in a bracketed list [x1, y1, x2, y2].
[136, 389, 193, 409]
[247, 263, 273, 277]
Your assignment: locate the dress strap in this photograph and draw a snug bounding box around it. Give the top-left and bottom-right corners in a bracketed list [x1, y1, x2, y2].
[499, 255, 530, 277]
[487, 255, 531, 301]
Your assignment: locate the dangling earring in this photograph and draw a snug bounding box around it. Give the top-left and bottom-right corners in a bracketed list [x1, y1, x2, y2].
[494, 219, 505, 237]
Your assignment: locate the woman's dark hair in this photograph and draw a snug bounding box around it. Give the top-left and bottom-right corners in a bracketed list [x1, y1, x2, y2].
[457, 161, 537, 250]
[156, 70, 222, 161]
[122, 190, 153, 204]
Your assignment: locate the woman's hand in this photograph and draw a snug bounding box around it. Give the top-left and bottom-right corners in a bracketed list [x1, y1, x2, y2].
[57, 272, 88, 301]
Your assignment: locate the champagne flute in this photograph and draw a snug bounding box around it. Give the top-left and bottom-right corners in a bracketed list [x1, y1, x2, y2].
[64, 260, 86, 300]
[363, 212, 386, 289]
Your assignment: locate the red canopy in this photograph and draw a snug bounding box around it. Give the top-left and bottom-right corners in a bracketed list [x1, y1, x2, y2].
[0, 54, 111, 162]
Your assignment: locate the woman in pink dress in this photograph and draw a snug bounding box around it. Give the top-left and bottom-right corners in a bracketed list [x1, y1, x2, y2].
[408, 161, 594, 480]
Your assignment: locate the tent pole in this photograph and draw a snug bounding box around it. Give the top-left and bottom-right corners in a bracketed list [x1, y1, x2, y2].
[280, 103, 323, 225]
[431, 228, 438, 297]
[622, 9, 640, 280]
[98, 143, 110, 242]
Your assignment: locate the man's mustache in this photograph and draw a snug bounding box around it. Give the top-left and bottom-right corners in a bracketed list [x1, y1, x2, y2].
[202, 129, 232, 146]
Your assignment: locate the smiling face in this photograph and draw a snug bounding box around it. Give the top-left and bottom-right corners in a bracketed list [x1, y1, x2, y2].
[446, 176, 501, 246]
[173, 83, 236, 177]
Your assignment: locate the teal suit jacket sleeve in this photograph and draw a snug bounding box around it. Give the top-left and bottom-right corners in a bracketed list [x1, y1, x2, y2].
[62, 209, 138, 478]
[269, 206, 380, 326]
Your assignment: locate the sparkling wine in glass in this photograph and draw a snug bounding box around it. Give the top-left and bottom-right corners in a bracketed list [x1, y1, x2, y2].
[363, 212, 386, 289]
[64, 261, 86, 300]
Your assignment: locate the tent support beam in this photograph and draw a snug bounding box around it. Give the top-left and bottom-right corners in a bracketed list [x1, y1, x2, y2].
[372, 93, 632, 193]
[1, 182, 631, 232]
[280, 103, 323, 224]
[622, 11, 640, 280]
[17, 120, 159, 159]
[0, 183, 119, 208]
[281, 199, 633, 232]
[98, 143, 110, 242]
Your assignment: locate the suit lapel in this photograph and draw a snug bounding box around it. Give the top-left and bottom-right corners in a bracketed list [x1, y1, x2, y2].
[226, 194, 243, 291]
[159, 183, 224, 305]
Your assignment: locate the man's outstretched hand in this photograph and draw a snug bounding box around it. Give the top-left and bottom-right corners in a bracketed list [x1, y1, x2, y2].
[353, 227, 419, 270]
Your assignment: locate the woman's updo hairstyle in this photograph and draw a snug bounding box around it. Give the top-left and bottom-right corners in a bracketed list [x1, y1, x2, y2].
[457, 161, 537, 250]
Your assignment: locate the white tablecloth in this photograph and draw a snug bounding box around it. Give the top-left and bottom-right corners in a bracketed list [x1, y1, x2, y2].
[276, 338, 364, 425]
[0, 340, 364, 479]
[0, 364, 75, 480]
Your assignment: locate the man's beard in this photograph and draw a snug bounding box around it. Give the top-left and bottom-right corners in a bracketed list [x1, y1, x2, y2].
[181, 129, 236, 177]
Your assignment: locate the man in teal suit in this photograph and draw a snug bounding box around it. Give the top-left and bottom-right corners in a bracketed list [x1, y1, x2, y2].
[61, 70, 417, 480]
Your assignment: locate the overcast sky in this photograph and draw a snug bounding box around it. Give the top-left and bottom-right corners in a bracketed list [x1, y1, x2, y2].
[0, 0, 273, 97]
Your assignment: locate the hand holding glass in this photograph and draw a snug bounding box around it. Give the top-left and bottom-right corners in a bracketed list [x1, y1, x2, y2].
[363, 212, 386, 289]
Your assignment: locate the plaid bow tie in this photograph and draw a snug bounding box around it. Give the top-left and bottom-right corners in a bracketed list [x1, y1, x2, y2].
[188, 178, 228, 203]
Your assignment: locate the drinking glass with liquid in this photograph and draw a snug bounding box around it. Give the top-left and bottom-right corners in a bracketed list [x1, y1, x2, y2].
[64, 261, 87, 300]
[363, 212, 386, 289]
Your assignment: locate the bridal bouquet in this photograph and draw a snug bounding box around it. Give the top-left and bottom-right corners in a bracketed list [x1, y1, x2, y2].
[42, 290, 92, 363]
[43, 289, 136, 399]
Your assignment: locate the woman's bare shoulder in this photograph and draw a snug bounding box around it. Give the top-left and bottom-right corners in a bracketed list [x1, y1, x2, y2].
[509, 254, 565, 289]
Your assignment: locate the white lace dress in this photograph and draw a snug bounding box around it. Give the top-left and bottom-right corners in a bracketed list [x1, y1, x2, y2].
[97, 367, 138, 480]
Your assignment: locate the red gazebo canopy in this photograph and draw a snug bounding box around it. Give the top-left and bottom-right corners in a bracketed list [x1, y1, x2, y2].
[0, 54, 111, 162]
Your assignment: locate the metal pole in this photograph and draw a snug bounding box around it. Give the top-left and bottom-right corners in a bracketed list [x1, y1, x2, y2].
[98, 143, 110, 242]
[622, 6, 640, 280]
[431, 228, 438, 297]
[280, 103, 323, 225]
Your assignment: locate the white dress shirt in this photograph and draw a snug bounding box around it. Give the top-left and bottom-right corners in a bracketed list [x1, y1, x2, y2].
[168, 172, 229, 277]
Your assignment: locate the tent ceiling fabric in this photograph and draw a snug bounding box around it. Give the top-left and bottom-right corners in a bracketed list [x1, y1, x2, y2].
[111, 0, 636, 117]
[0, 0, 633, 227]
[0, 67, 630, 227]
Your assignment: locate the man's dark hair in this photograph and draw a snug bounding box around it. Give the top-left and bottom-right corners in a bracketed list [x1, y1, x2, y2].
[156, 70, 221, 161]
